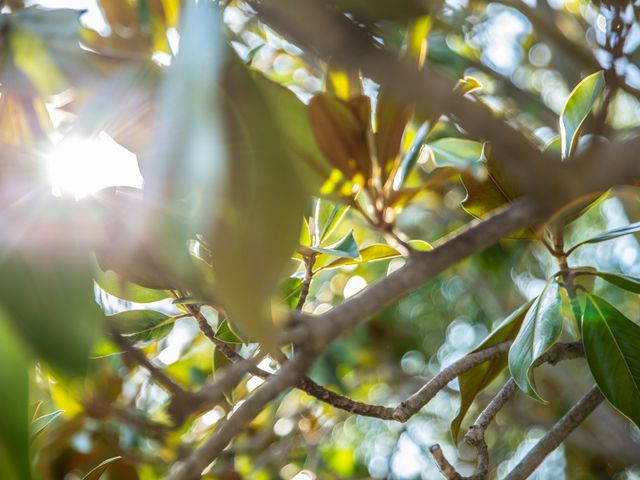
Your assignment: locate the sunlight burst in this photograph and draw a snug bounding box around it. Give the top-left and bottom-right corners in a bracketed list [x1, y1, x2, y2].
[45, 132, 143, 199]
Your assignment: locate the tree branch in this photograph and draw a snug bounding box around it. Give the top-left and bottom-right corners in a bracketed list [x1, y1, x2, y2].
[503, 386, 604, 480]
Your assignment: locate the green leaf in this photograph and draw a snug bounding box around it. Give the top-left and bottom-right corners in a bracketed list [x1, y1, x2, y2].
[95, 269, 169, 304]
[451, 301, 532, 440]
[82, 456, 122, 480]
[314, 199, 350, 245]
[309, 230, 359, 259]
[319, 240, 431, 270]
[429, 138, 488, 177]
[209, 58, 305, 351]
[0, 249, 101, 377]
[147, 0, 226, 236]
[393, 121, 429, 190]
[31, 410, 63, 440]
[280, 277, 303, 310]
[108, 309, 176, 344]
[0, 312, 30, 480]
[560, 71, 605, 160]
[595, 272, 640, 294]
[568, 221, 640, 253]
[252, 71, 332, 194]
[508, 283, 563, 402]
[582, 294, 640, 428]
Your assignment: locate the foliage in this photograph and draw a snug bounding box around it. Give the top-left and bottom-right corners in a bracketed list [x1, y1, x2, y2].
[0, 0, 639, 479]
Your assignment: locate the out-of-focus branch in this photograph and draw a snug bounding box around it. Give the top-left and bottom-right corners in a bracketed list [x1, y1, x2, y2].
[167, 351, 317, 480]
[393, 342, 511, 422]
[250, 0, 561, 203]
[503, 386, 604, 480]
[430, 342, 584, 479]
[108, 328, 190, 402]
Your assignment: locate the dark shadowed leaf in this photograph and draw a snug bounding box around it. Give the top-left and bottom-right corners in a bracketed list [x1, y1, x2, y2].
[308, 94, 372, 184]
[0, 312, 30, 480]
[560, 71, 604, 160]
[582, 294, 640, 428]
[451, 300, 532, 439]
[508, 282, 562, 402]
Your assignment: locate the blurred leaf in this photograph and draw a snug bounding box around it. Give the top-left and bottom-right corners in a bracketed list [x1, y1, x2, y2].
[508, 282, 562, 402]
[560, 71, 604, 160]
[377, 17, 429, 186]
[393, 121, 429, 190]
[82, 456, 122, 480]
[325, 64, 362, 100]
[209, 58, 305, 351]
[216, 319, 244, 344]
[147, 0, 226, 236]
[252, 71, 333, 194]
[308, 93, 372, 185]
[451, 301, 532, 440]
[280, 277, 303, 310]
[95, 268, 169, 303]
[460, 154, 532, 239]
[582, 294, 640, 428]
[456, 75, 483, 94]
[331, 0, 431, 21]
[108, 309, 175, 344]
[568, 221, 640, 253]
[0, 247, 101, 377]
[31, 410, 63, 440]
[429, 138, 488, 177]
[309, 230, 359, 259]
[0, 311, 30, 480]
[314, 198, 350, 245]
[594, 271, 640, 294]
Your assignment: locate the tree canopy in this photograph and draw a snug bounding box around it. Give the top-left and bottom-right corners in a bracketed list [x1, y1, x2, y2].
[0, 0, 639, 479]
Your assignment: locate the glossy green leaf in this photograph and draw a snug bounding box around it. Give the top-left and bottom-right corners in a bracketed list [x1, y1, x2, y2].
[320, 240, 431, 270]
[314, 199, 350, 245]
[82, 456, 122, 480]
[451, 301, 532, 439]
[31, 410, 63, 440]
[95, 269, 169, 304]
[560, 71, 605, 160]
[508, 283, 562, 402]
[0, 312, 30, 480]
[309, 230, 359, 259]
[568, 221, 640, 253]
[595, 272, 640, 294]
[429, 138, 487, 177]
[0, 249, 101, 377]
[393, 122, 429, 190]
[582, 294, 640, 428]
